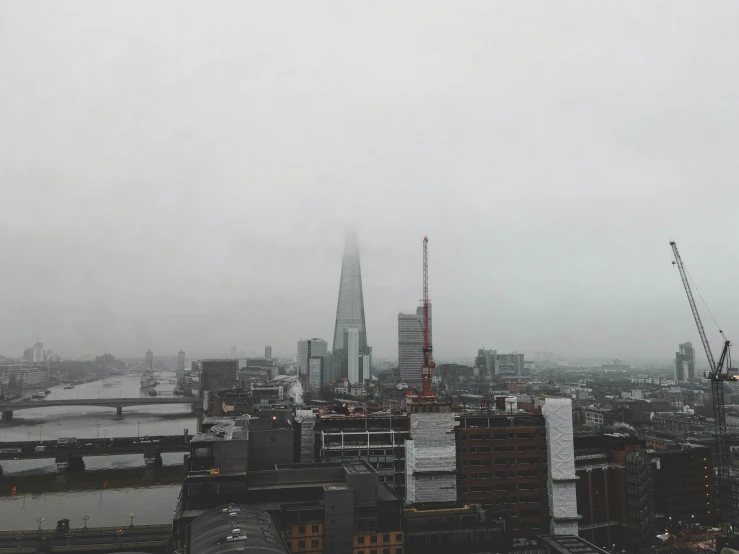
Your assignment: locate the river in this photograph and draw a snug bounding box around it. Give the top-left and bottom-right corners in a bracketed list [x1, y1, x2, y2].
[0, 372, 194, 531]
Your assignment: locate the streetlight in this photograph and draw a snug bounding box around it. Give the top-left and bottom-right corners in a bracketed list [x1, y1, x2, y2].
[82, 515, 89, 530]
[128, 513, 135, 527]
[36, 517, 44, 532]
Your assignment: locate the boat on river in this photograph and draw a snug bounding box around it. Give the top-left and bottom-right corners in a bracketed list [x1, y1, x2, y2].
[140, 370, 157, 388]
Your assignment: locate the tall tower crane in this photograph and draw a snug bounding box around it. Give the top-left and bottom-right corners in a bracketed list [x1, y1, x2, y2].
[421, 237, 436, 398]
[670, 241, 737, 529]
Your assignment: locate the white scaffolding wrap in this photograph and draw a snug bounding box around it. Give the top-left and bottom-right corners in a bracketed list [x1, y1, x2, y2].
[405, 412, 457, 504]
[542, 398, 580, 535]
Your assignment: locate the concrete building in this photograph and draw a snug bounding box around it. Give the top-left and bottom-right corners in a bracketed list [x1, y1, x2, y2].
[177, 350, 186, 377]
[145, 349, 154, 371]
[584, 406, 608, 427]
[297, 339, 328, 390]
[200, 359, 239, 400]
[174, 456, 404, 554]
[313, 411, 410, 493]
[332, 236, 371, 382]
[675, 341, 696, 382]
[474, 349, 524, 377]
[265, 345, 272, 359]
[398, 305, 429, 390]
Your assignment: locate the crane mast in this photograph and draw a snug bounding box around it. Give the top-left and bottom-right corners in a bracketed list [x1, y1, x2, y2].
[670, 241, 734, 529]
[421, 236, 435, 398]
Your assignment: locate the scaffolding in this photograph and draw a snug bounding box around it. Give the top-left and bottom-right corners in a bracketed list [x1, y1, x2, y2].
[542, 398, 579, 535]
[405, 412, 457, 504]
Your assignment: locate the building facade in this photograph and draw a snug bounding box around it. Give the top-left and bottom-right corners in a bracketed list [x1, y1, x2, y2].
[199, 359, 239, 400]
[675, 341, 696, 382]
[297, 339, 328, 390]
[398, 305, 429, 390]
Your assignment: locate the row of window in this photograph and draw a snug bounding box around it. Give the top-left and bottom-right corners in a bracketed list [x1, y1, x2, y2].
[288, 524, 321, 536]
[356, 534, 403, 545]
[459, 457, 542, 466]
[458, 485, 542, 493]
[459, 432, 542, 441]
[355, 548, 403, 554]
[291, 539, 321, 550]
[460, 470, 541, 479]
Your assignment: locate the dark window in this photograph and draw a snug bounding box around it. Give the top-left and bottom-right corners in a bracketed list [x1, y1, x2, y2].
[359, 537, 365, 544]
[299, 540, 306, 548]
[383, 534, 390, 542]
[371, 550, 378, 554]
[396, 534, 402, 542]
[384, 550, 390, 554]
[312, 539, 319, 547]
[371, 536, 378, 543]
[298, 526, 305, 534]
[312, 525, 319, 533]
[396, 549, 403, 554]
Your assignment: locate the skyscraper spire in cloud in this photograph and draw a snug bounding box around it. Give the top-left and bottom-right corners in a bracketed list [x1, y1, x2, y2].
[332, 235, 370, 383]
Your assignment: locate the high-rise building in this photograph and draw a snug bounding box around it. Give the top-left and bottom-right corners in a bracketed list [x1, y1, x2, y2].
[145, 349, 154, 371]
[297, 339, 328, 390]
[332, 236, 370, 381]
[398, 305, 430, 389]
[265, 345, 272, 359]
[474, 348, 524, 378]
[177, 350, 185, 377]
[32, 342, 44, 363]
[675, 341, 695, 382]
[230, 346, 238, 359]
[199, 359, 238, 399]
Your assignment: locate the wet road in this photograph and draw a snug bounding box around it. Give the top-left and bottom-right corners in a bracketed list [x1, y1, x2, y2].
[0, 373, 192, 530]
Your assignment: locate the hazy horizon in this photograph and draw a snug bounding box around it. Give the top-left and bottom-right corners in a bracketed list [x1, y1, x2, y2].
[2, 2, 739, 366]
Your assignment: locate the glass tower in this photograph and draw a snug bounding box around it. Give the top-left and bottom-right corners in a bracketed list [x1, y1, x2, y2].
[332, 236, 369, 382]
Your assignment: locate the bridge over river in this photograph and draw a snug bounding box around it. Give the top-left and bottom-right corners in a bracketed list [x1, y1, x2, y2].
[0, 398, 202, 420]
[0, 524, 172, 553]
[0, 434, 192, 470]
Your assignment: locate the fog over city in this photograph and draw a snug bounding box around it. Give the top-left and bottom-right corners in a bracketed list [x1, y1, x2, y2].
[2, 2, 739, 362]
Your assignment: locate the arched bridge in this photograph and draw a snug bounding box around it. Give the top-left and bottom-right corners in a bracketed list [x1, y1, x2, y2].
[0, 398, 202, 420]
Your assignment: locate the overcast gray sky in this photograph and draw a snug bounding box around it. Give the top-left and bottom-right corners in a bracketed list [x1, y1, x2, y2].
[2, 2, 739, 364]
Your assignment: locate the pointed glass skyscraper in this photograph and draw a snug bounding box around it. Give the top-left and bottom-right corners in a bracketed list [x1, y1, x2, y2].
[332, 236, 370, 383]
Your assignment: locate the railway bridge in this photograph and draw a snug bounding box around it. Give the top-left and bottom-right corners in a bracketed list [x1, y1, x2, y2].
[0, 397, 202, 421]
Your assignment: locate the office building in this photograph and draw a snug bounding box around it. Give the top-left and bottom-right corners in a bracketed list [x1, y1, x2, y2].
[297, 339, 328, 390]
[145, 349, 154, 371]
[200, 359, 239, 399]
[265, 345, 272, 359]
[675, 341, 696, 382]
[475, 349, 524, 378]
[455, 410, 550, 535]
[177, 350, 186, 377]
[652, 447, 713, 524]
[398, 305, 429, 389]
[332, 236, 371, 382]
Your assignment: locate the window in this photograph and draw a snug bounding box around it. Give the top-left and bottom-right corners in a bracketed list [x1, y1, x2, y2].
[384, 550, 390, 554]
[396, 549, 403, 554]
[396, 534, 402, 542]
[383, 534, 390, 542]
[299, 540, 306, 549]
[358, 536, 366, 545]
[298, 526, 305, 534]
[312, 525, 319, 533]
[312, 540, 319, 548]
[371, 536, 378, 544]
[371, 550, 378, 554]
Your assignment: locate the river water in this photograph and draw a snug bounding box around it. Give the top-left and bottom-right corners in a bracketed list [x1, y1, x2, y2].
[0, 372, 194, 530]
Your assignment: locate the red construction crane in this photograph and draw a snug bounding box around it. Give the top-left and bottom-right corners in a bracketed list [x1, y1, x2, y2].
[421, 236, 436, 398]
